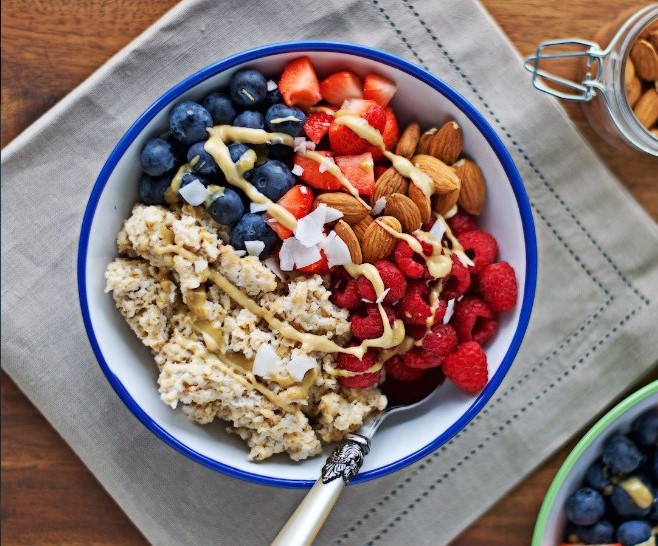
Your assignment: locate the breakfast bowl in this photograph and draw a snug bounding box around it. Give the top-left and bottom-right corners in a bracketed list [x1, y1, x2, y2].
[533, 380, 658, 545]
[77, 41, 537, 488]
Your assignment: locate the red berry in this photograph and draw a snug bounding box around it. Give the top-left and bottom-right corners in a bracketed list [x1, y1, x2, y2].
[293, 151, 341, 191]
[441, 255, 471, 300]
[405, 324, 427, 341]
[478, 261, 518, 312]
[356, 261, 407, 303]
[369, 107, 398, 161]
[363, 73, 397, 107]
[397, 280, 432, 325]
[422, 324, 458, 364]
[432, 299, 448, 324]
[330, 276, 361, 310]
[328, 125, 370, 156]
[320, 71, 363, 106]
[298, 249, 329, 275]
[451, 297, 498, 343]
[279, 57, 322, 108]
[335, 152, 376, 196]
[336, 347, 378, 372]
[265, 184, 314, 239]
[385, 355, 426, 382]
[351, 304, 396, 340]
[447, 211, 477, 236]
[472, 318, 498, 346]
[303, 111, 334, 144]
[394, 239, 427, 279]
[443, 342, 488, 394]
[338, 371, 380, 388]
[457, 230, 498, 274]
[403, 346, 440, 369]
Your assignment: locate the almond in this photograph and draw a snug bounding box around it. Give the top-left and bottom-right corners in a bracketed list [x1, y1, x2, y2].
[314, 192, 369, 225]
[626, 74, 642, 107]
[352, 214, 374, 244]
[432, 188, 460, 216]
[384, 193, 422, 233]
[371, 167, 408, 204]
[407, 182, 432, 225]
[362, 216, 401, 262]
[633, 88, 658, 129]
[395, 122, 421, 159]
[453, 159, 486, 215]
[648, 30, 658, 52]
[417, 127, 438, 155]
[334, 220, 362, 264]
[429, 121, 463, 164]
[630, 39, 658, 82]
[411, 154, 461, 195]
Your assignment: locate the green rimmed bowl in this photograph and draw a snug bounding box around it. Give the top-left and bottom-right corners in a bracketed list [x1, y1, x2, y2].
[533, 380, 658, 545]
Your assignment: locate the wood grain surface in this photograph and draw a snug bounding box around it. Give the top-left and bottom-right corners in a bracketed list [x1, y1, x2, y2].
[2, 1, 657, 544]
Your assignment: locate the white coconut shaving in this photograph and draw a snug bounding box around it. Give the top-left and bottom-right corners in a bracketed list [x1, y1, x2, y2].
[376, 288, 391, 304]
[321, 231, 352, 268]
[266, 80, 278, 92]
[252, 344, 283, 378]
[429, 216, 446, 241]
[371, 197, 387, 216]
[233, 250, 247, 257]
[279, 237, 322, 270]
[178, 179, 210, 206]
[318, 156, 335, 173]
[287, 355, 319, 382]
[299, 185, 309, 194]
[291, 164, 304, 176]
[293, 137, 316, 153]
[244, 240, 265, 257]
[323, 206, 344, 223]
[294, 205, 327, 248]
[443, 298, 456, 324]
[264, 257, 286, 280]
[250, 201, 270, 213]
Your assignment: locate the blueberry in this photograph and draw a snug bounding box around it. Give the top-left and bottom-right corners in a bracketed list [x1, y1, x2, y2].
[140, 137, 176, 176]
[201, 91, 237, 125]
[167, 134, 189, 163]
[610, 478, 653, 518]
[228, 143, 251, 163]
[565, 487, 606, 525]
[230, 69, 267, 107]
[248, 160, 294, 201]
[565, 520, 615, 544]
[268, 143, 294, 165]
[603, 434, 644, 474]
[264, 85, 283, 108]
[631, 408, 658, 447]
[229, 213, 278, 259]
[187, 142, 219, 176]
[617, 520, 652, 545]
[233, 110, 265, 130]
[206, 187, 244, 225]
[169, 101, 213, 144]
[585, 462, 613, 494]
[179, 172, 210, 189]
[138, 173, 171, 205]
[265, 104, 306, 137]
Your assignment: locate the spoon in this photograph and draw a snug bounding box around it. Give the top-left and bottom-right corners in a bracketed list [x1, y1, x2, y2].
[271, 369, 444, 546]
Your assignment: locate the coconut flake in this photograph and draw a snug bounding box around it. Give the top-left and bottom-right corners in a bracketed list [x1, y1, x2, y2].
[294, 137, 316, 153]
[264, 257, 286, 280]
[253, 344, 283, 378]
[178, 179, 210, 206]
[245, 240, 265, 257]
[295, 205, 327, 247]
[322, 231, 352, 267]
[371, 197, 387, 216]
[279, 237, 321, 270]
[234, 250, 247, 257]
[376, 288, 391, 304]
[292, 164, 304, 176]
[318, 156, 335, 173]
[266, 80, 278, 91]
[287, 355, 319, 382]
[443, 298, 456, 324]
[299, 185, 309, 194]
[323, 206, 344, 223]
[250, 201, 270, 213]
[429, 216, 446, 241]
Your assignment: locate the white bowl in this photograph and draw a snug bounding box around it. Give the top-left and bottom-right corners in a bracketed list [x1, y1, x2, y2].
[78, 42, 537, 488]
[533, 381, 658, 545]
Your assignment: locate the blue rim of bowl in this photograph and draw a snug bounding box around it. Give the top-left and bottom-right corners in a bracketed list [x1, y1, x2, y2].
[532, 380, 658, 545]
[77, 41, 538, 489]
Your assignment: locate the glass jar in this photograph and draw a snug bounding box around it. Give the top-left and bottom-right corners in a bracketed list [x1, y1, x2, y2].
[524, 3, 658, 156]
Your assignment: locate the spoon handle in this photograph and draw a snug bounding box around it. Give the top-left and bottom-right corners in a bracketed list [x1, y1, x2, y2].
[271, 434, 371, 546]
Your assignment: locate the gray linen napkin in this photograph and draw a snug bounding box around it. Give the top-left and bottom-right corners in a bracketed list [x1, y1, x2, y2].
[2, 0, 658, 544]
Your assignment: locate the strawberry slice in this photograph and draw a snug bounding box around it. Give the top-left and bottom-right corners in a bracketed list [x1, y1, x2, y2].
[363, 73, 397, 107]
[266, 184, 315, 239]
[299, 249, 329, 274]
[279, 57, 322, 108]
[335, 152, 375, 196]
[303, 110, 334, 144]
[328, 99, 387, 156]
[370, 107, 399, 161]
[319, 71, 363, 106]
[293, 151, 342, 191]
[340, 99, 386, 132]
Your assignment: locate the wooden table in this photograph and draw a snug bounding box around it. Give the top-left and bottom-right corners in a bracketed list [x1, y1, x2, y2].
[2, 1, 656, 544]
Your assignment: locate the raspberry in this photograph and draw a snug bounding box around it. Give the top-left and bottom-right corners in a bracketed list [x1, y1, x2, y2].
[350, 304, 396, 340]
[405, 324, 427, 341]
[447, 211, 477, 236]
[394, 240, 428, 279]
[478, 261, 518, 312]
[432, 298, 448, 324]
[402, 346, 441, 370]
[385, 355, 426, 382]
[330, 277, 361, 310]
[441, 255, 471, 300]
[397, 280, 432, 325]
[336, 347, 379, 372]
[356, 261, 407, 303]
[423, 324, 458, 360]
[457, 230, 498, 274]
[472, 318, 498, 346]
[443, 341, 488, 394]
[451, 297, 498, 343]
[338, 371, 380, 388]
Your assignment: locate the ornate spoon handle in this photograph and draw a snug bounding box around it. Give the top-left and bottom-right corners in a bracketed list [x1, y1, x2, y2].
[271, 433, 371, 546]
